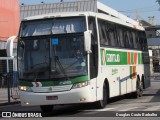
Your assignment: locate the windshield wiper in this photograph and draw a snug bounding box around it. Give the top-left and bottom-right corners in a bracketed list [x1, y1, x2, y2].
[55, 56, 69, 80]
[26, 61, 49, 81]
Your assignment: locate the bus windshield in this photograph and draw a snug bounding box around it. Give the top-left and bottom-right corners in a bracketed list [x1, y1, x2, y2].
[18, 35, 87, 81]
[20, 17, 85, 37]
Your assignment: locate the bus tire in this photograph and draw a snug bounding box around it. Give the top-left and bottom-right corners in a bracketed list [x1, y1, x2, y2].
[40, 105, 54, 112]
[95, 83, 108, 109]
[139, 80, 143, 97]
[133, 77, 141, 98]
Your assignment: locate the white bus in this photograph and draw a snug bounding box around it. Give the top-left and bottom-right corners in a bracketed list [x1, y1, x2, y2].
[17, 2, 150, 112]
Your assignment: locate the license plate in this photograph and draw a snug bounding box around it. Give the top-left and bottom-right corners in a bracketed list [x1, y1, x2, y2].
[46, 96, 58, 100]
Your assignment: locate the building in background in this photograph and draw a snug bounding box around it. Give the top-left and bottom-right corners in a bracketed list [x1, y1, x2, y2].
[0, 0, 20, 88]
[0, 0, 20, 50]
[146, 26, 160, 75]
[140, 20, 160, 76]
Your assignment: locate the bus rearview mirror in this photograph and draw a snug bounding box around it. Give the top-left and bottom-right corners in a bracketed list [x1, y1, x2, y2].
[84, 30, 92, 54]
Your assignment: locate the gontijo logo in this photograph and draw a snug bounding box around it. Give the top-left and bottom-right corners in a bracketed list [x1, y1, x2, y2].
[106, 53, 120, 62]
[101, 49, 122, 65]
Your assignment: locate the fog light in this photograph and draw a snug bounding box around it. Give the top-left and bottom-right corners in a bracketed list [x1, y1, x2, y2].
[80, 98, 86, 101]
[24, 102, 30, 105]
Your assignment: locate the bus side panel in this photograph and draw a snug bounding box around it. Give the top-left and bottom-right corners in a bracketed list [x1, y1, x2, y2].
[97, 48, 147, 99]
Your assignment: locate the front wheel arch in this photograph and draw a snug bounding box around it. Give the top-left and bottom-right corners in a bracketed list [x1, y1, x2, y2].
[104, 79, 110, 99]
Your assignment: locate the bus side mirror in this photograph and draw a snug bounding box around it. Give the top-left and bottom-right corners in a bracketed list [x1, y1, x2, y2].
[84, 30, 92, 54]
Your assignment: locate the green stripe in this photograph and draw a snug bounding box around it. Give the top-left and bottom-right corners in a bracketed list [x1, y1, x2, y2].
[138, 53, 143, 64]
[131, 53, 134, 64]
[19, 75, 88, 87]
[100, 49, 144, 65]
[100, 50, 103, 65]
[138, 53, 141, 64]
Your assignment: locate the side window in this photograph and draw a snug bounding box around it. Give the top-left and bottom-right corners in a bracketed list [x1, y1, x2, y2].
[123, 29, 129, 48]
[118, 26, 124, 47]
[132, 30, 137, 49]
[98, 19, 119, 47]
[136, 31, 141, 50]
[128, 30, 134, 49]
[108, 23, 116, 47]
[98, 20, 104, 45]
[111, 24, 120, 47]
[141, 32, 148, 51]
[139, 31, 144, 50]
[88, 17, 98, 43]
[102, 22, 110, 45]
[98, 19, 145, 50]
[98, 19, 110, 46]
[114, 25, 121, 47]
[98, 20, 109, 45]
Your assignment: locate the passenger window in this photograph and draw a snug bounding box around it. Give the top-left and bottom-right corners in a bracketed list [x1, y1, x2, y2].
[118, 26, 124, 47]
[98, 20, 111, 46]
[123, 30, 129, 48]
[108, 25, 116, 47]
[128, 31, 134, 48]
[132, 31, 137, 49]
[115, 27, 120, 47]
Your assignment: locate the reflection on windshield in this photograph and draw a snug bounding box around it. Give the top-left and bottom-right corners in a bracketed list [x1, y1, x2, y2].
[50, 35, 87, 78]
[18, 35, 87, 80]
[18, 39, 50, 80]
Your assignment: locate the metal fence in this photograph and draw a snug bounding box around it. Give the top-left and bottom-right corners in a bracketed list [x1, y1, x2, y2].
[0, 57, 19, 104]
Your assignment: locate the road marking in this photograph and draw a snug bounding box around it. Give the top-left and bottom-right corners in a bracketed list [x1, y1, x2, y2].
[144, 105, 160, 111]
[82, 108, 116, 115]
[95, 107, 116, 111]
[119, 107, 139, 111]
[83, 111, 99, 115]
[80, 108, 117, 112]
[82, 107, 116, 112]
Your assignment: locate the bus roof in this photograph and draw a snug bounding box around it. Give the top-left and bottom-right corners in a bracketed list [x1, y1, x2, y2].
[22, 1, 144, 31]
[23, 12, 90, 20]
[23, 11, 144, 31]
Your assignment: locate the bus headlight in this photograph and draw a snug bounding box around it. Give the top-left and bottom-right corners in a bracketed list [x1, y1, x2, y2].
[72, 81, 89, 89]
[18, 86, 33, 92]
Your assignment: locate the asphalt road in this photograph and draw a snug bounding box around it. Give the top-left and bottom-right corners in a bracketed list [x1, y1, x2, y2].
[0, 79, 160, 119]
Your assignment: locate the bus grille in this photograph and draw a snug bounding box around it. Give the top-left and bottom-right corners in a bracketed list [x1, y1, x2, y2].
[31, 85, 72, 93]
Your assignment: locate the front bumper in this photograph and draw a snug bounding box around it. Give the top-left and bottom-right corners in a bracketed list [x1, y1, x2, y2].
[20, 86, 95, 106]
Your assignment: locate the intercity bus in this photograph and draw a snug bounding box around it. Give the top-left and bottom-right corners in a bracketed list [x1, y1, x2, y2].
[17, 2, 150, 112]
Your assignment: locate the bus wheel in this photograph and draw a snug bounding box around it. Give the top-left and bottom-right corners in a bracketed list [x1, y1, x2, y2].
[139, 81, 143, 97]
[95, 83, 108, 109]
[40, 105, 54, 112]
[133, 79, 140, 98]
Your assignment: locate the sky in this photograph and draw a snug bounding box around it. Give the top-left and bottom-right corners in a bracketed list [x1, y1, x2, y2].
[20, 0, 160, 25]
